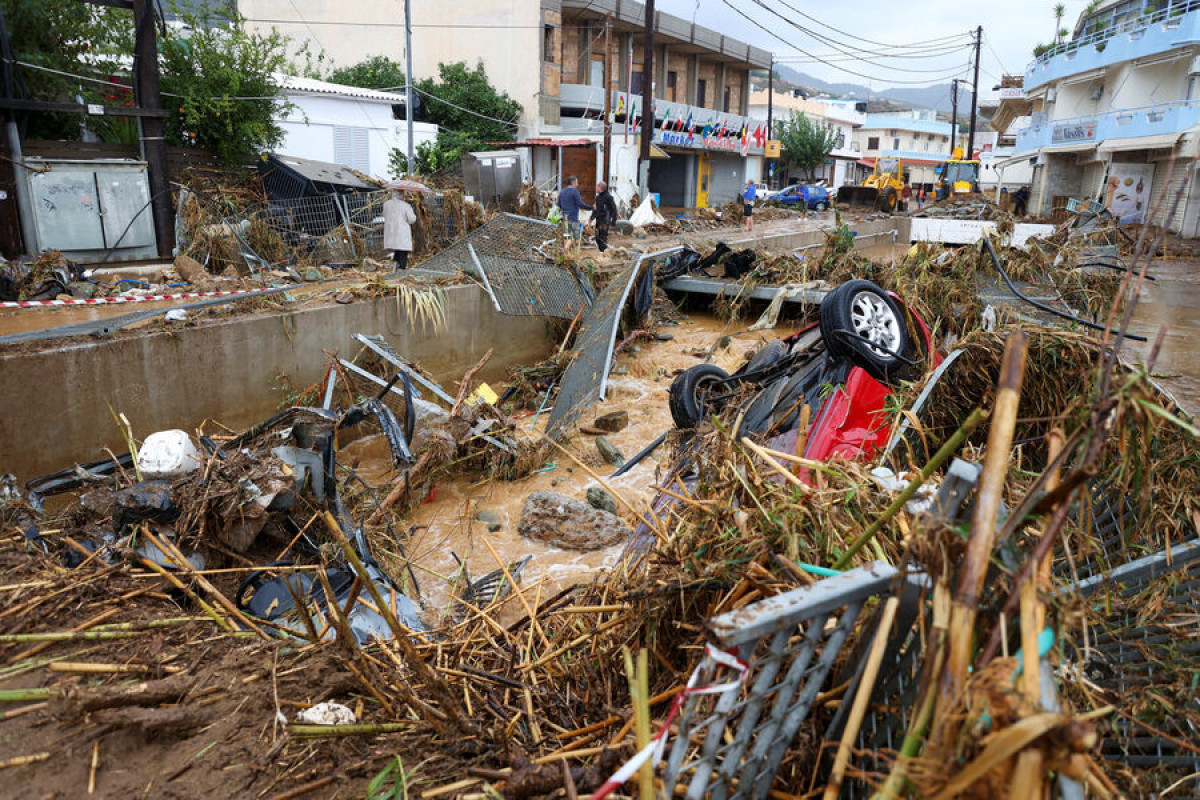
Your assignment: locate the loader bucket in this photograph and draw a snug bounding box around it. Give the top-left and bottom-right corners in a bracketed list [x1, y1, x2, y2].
[837, 186, 880, 210]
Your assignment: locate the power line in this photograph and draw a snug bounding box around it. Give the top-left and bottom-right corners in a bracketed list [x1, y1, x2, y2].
[721, 0, 970, 86]
[243, 17, 596, 30]
[983, 33, 1014, 76]
[766, 0, 973, 51]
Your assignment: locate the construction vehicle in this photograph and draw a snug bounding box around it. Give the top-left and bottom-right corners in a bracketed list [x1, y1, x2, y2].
[934, 148, 981, 200]
[838, 157, 906, 212]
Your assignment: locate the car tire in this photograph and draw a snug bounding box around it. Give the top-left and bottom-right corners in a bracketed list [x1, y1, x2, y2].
[669, 364, 731, 428]
[741, 339, 787, 378]
[815, 202, 828, 211]
[820, 280, 914, 385]
[878, 188, 897, 213]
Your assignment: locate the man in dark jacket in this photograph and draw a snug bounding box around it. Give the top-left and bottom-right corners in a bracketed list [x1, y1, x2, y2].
[593, 180, 618, 253]
[557, 175, 593, 242]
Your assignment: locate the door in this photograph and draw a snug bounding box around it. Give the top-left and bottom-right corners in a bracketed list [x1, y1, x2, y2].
[561, 145, 597, 204]
[696, 153, 711, 208]
[589, 59, 604, 87]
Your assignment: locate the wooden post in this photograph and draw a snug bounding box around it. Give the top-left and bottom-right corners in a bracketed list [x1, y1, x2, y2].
[602, 13, 612, 185]
[132, 0, 174, 258]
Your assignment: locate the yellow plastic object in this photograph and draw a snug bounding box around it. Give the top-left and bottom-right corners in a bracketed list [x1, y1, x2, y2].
[467, 382, 499, 406]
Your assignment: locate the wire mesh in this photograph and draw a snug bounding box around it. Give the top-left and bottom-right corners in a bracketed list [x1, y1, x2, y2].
[418, 213, 557, 276]
[662, 564, 901, 800]
[545, 247, 681, 440]
[470, 252, 591, 320]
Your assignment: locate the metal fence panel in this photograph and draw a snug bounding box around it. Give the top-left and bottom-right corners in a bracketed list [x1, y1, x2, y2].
[468, 249, 591, 320]
[418, 213, 557, 276]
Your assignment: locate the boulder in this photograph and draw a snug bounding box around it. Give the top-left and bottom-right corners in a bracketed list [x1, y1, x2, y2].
[67, 281, 99, 299]
[586, 486, 617, 515]
[474, 509, 503, 532]
[593, 411, 629, 433]
[173, 254, 212, 288]
[518, 491, 631, 550]
[596, 437, 625, 467]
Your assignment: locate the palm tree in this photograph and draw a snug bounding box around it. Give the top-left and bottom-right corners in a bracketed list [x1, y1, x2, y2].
[1054, 3, 1067, 42]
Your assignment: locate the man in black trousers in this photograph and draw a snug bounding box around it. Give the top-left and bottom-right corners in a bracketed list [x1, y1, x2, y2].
[593, 180, 619, 253]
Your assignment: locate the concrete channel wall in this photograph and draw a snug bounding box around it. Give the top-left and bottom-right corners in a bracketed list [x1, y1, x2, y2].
[0, 285, 558, 483]
[721, 217, 911, 251]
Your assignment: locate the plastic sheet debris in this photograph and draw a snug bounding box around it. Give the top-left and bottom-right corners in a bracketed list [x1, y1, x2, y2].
[136, 430, 203, 479]
[294, 702, 357, 726]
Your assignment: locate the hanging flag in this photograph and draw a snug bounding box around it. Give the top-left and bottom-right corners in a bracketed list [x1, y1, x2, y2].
[717, 118, 728, 138]
[702, 117, 714, 137]
[615, 94, 626, 123]
[740, 122, 750, 156]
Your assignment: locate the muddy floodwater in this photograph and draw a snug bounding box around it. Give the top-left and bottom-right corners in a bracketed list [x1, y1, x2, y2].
[1126, 257, 1200, 418]
[340, 311, 793, 626]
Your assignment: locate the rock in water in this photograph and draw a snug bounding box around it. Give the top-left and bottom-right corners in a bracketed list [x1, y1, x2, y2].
[518, 491, 631, 550]
[474, 509, 503, 532]
[593, 411, 629, 433]
[586, 486, 618, 515]
[596, 437, 625, 467]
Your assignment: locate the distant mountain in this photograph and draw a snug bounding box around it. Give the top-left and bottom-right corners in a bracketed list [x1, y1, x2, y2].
[772, 66, 967, 114]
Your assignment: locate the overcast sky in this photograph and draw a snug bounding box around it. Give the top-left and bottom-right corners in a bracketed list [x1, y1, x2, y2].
[657, 0, 1091, 99]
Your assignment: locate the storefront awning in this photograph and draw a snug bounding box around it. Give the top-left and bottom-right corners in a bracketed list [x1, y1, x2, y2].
[1098, 133, 1181, 153]
[992, 152, 1038, 170]
[1041, 142, 1097, 154]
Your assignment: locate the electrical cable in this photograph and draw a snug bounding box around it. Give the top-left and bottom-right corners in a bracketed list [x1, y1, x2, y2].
[721, 0, 971, 86]
[765, 0, 973, 51]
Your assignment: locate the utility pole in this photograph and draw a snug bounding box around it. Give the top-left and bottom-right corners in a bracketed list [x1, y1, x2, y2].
[602, 13, 612, 185]
[404, 0, 415, 174]
[949, 79, 958, 156]
[967, 25, 982, 160]
[766, 58, 774, 140]
[0, 2, 35, 256]
[132, 0, 173, 258]
[638, 0, 654, 199]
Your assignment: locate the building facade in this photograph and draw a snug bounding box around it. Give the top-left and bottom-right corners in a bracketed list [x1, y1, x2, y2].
[853, 111, 969, 189]
[1002, 0, 1200, 234]
[746, 91, 865, 189]
[236, 0, 770, 209]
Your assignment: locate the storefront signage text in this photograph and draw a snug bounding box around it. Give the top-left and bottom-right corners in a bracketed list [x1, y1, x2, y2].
[1051, 122, 1096, 143]
[655, 129, 759, 155]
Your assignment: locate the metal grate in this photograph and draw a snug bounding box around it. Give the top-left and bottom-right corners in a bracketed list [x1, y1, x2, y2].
[468, 249, 592, 320]
[663, 564, 902, 800]
[545, 247, 681, 440]
[417, 213, 557, 276]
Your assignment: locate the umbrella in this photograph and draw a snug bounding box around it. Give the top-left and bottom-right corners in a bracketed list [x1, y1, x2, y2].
[386, 179, 433, 193]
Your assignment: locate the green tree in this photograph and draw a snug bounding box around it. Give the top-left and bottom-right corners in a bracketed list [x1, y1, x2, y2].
[1, 0, 132, 139]
[777, 111, 840, 182]
[159, 1, 290, 165]
[1053, 2, 1066, 43]
[412, 61, 522, 167]
[328, 56, 406, 91]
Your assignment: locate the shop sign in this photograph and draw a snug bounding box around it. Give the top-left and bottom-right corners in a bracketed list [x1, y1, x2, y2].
[765, 140, 781, 158]
[1051, 122, 1096, 143]
[654, 128, 761, 155]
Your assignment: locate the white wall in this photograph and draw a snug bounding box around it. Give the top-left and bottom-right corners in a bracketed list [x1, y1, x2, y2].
[277, 94, 438, 179]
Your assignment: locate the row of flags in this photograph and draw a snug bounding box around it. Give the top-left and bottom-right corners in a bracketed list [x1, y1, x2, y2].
[612, 96, 767, 147]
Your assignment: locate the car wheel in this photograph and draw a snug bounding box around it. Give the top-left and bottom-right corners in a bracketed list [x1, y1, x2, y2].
[668, 364, 731, 428]
[815, 202, 827, 211]
[820, 280, 914, 385]
[878, 188, 898, 212]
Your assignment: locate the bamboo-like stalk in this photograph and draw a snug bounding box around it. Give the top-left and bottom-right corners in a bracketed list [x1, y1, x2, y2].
[0, 752, 50, 770]
[940, 332, 1027, 706]
[823, 595, 900, 800]
[833, 406, 989, 570]
[136, 555, 233, 633]
[0, 688, 56, 703]
[288, 722, 412, 737]
[623, 647, 654, 800]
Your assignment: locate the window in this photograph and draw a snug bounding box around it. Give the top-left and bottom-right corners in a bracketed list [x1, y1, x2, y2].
[631, 70, 644, 95]
[723, 87, 731, 112]
[543, 25, 555, 63]
[867, 136, 879, 150]
[333, 126, 370, 174]
[892, 137, 900, 150]
[697, 79, 707, 108]
[667, 71, 678, 101]
[924, 142, 930, 151]
[836, 132, 845, 148]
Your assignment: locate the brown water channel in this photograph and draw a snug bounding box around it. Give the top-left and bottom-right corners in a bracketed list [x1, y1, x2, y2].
[343, 312, 794, 626]
[1125, 257, 1200, 418]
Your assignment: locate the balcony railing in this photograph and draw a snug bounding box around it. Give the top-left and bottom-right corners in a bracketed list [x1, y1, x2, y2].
[557, 84, 766, 154]
[1014, 100, 1200, 153]
[1025, 1, 1200, 88]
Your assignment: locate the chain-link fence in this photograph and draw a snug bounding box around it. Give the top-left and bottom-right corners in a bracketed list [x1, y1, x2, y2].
[417, 213, 558, 276]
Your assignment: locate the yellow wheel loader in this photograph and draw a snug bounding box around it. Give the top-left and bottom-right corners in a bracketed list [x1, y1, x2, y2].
[934, 148, 981, 200]
[838, 157, 906, 212]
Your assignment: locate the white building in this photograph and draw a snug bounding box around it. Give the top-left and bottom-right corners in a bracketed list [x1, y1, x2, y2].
[746, 91, 865, 189]
[274, 75, 438, 181]
[998, 0, 1200, 234]
[853, 110, 971, 189]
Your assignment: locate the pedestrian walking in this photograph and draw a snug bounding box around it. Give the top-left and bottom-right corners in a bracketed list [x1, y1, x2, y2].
[1012, 186, 1030, 217]
[917, 186, 925, 209]
[743, 179, 757, 232]
[901, 184, 913, 212]
[558, 176, 593, 244]
[383, 189, 417, 271]
[593, 180, 618, 253]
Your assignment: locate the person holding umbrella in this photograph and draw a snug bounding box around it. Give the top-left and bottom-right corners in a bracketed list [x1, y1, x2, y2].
[383, 179, 431, 272]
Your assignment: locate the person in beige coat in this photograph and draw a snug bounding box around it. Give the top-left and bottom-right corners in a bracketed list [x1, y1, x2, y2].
[383, 190, 417, 270]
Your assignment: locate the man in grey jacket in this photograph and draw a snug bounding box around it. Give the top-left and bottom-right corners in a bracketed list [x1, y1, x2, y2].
[557, 175, 593, 241]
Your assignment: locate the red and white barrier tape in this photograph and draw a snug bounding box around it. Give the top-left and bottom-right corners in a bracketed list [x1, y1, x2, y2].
[1, 288, 266, 309]
[589, 644, 749, 800]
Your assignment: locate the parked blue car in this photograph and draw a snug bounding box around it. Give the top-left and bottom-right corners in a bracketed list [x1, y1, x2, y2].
[767, 184, 830, 211]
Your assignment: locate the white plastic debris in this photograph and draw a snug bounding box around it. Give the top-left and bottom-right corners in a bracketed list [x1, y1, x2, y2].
[981, 304, 997, 332]
[628, 196, 666, 228]
[869, 466, 939, 515]
[136, 430, 202, 479]
[294, 702, 356, 726]
[165, 309, 188, 322]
